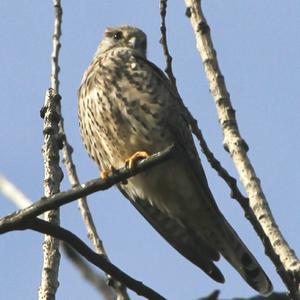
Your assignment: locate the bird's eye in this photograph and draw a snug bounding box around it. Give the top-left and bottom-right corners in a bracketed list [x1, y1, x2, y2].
[113, 31, 123, 41]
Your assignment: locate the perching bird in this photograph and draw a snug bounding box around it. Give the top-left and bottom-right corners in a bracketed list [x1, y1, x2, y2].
[78, 25, 272, 295]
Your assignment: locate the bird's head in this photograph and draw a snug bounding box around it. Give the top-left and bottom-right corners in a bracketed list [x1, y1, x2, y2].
[97, 25, 147, 58]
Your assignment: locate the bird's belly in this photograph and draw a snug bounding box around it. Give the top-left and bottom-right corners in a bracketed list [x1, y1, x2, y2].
[102, 112, 172, 169]
[125, 157, 201, 219]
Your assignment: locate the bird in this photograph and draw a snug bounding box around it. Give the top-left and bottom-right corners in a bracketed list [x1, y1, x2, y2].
[78, 25, 273, 295]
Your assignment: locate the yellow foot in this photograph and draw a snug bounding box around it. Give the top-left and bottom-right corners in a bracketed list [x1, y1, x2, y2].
[125, 151, 150, 169]
[100, 169, 109, 180]
[100, 165, 115, 180]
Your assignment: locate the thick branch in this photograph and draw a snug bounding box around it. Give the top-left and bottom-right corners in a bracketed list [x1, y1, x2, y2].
[0, 145, 175, 235]
[184, 0, 300, 298]
[18, 219, 166, 300]
[39, 88, 63, 299]
[38, 1, 63, 298]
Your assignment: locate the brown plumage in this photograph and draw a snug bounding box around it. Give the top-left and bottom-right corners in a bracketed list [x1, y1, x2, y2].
[78, 25, 272, 294]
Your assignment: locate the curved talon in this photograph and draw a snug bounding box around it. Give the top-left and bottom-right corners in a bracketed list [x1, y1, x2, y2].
[125, 151, 150, 169]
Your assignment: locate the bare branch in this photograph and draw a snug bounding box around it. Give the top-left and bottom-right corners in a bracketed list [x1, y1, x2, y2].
[184, 0, 300, 298]
[159, 0, 177, 88]
[18, 218, 166, 300]
[198, 290, 220, 300]
[0, 176, 116, 299]
[39, 89, 63, 299]
[60, 141, 106, 255]
[51, 0, 62, 93]
[61, 140, 130, 299]
[0, 174, 32, 209]
[39, 1, 63, 298]
[198, 290, 290, 300]
[0, 145, 175, 235]
[62, 243, 115, 300]
[159, 1, 247, 206]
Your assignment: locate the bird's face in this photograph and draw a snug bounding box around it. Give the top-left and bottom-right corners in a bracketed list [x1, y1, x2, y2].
[98, 25, 147, 58]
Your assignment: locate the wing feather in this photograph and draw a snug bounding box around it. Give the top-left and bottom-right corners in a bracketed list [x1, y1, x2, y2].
[118, 184, 224, 283]
[134, 55, 272, 294]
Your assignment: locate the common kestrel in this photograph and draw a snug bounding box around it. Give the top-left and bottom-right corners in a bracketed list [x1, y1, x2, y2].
[78, 25, 272, 294]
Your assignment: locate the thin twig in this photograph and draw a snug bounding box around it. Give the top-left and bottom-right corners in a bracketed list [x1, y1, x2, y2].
[0, 145, 175, 235]
[0, 176, 115, 299]
[62, 242, 115, 300]
[50, 0, 62, 93]
[59, 120, 129, 299]
[61, 141, 129, 299]
[17, 219, 166, 300]
[159, 0, 177, 88]
[184, 0, 300, 298]
[39, 1, 63, 298]
[0, 174, 32, 209]
[159, 0, 249, 220]
[60, 143, 107, 256]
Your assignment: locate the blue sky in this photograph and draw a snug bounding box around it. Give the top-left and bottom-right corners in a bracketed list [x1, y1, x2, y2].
[1, 1, 299, 299]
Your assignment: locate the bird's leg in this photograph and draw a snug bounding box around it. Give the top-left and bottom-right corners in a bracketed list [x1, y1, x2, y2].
[100, 169, 109, 180]
[125, 150, 150, 169]
[100, 165, 116, 180]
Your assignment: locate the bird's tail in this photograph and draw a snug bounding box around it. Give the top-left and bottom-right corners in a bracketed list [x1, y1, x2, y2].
[216, 218, 273, 295]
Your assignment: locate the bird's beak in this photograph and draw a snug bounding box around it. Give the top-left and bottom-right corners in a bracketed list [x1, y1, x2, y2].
[128, 36, 137, 49]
